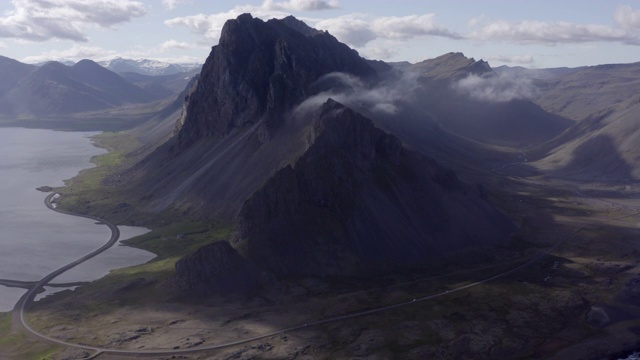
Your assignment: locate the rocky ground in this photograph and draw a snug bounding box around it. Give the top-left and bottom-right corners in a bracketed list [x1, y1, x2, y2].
[7, 177, 640, 360]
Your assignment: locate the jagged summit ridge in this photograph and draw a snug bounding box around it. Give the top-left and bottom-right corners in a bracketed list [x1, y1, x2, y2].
[174, 13, 378, 149]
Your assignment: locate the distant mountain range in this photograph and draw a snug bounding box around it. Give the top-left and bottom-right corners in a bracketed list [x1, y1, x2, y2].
[98, 57, 201, 76]
[0, 56, 198, 119]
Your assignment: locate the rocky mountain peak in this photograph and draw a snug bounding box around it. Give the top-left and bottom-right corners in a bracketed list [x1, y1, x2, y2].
[174, 13, 378, 149]
[308, 98, 403, 169]
[411, 52, 492, 79]
[281, 15, 324, 37]
[237, 99, 514, 277]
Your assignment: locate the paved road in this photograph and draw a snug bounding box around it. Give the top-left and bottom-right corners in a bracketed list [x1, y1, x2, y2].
[10, 192, 592, 359]
[11, 149, 608, 359]
[13, 193, 120, 356]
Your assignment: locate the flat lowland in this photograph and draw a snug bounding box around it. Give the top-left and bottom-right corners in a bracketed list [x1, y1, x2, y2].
[3, 129, 640, 360]
[7, 165, 640, 359]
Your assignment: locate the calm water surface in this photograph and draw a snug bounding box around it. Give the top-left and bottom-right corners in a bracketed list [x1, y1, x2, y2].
[0, 127, 154, 311]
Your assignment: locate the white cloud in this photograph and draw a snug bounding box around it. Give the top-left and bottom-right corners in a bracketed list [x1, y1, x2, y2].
[164, 1, 339, 41]
[0, 41, 5, 48]
[165, 12, 238, 40]
[614, 5, 640, 30]
[294, 71, 420, 117]
[469, 20, 639, 45]
[467, 15, 485, 28]
[160, 39, 191, 50]
[21, 44, 117, 63]
[314, 14, 374, 46]
[487, 54, 534, 65]
[19, 41, 205, 64]
[454, 73, 537, 102]
[358, 42, 398, 60]
[166, 3, 457, 49]
[372, 14, 460, 40]
[163, 0, 193, 10]
[0, 0, 146, 42]
[313, 13, 460, 48]
[263, 0, 339, 11]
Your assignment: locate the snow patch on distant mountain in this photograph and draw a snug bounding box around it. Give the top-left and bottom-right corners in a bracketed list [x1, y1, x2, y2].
[99, 57, 201, 76]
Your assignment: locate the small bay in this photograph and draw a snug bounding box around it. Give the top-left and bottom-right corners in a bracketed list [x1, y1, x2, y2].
[0, 127, 154, 311]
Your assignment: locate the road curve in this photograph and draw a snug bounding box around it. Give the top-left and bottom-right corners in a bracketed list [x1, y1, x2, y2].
[10, 193, 591, 358]
[14, 193, 120, 354]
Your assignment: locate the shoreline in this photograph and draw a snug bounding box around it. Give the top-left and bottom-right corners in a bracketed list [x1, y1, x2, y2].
[12, 192, 121, 354]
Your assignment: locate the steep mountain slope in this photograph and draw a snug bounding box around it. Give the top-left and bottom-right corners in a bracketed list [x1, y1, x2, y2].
[120, 13, 380, 219]
[315, 53, 574, 179]
[0, 55, 36, 97]
[175, 13, 377, 149]
[110, 15, 518, 288]
[529, 62, 640, 181]
[533, 62, 640, 122]
[237, 99, 514, 277]
[403, 53, 572, 147]
[0, 59, 160, 117]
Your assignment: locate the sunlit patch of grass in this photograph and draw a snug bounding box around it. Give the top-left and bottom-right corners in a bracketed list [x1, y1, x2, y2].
[0, 312, 12, 343]
[124, 223, 235, 258]
[0, 312, 63, 360]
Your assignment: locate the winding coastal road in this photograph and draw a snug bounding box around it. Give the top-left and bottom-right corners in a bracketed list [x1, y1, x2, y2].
[12, 193, 120, 356]
[8, 191, 593, 359]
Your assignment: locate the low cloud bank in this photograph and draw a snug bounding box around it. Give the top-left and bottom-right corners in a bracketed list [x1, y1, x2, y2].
[454, 73, 538, 102]
[294, 71, 418, 117]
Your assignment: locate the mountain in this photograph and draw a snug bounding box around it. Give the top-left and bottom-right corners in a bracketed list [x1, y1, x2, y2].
[99, 57, 201, 76]
[115, 13, 382, 220]
[527, 62, 640, 181]
[236, 99, 514, 277]
[170, 99, 515, 293]
[0, 58, 165, 117]
[103, 14, 518, 290]
[0, 55, 36, 97]
[174, 13, 378, 149]
[399, 53, 573, 148]
[316, 52, 574, 179]
[533, 62, 640, 122]
[410, 52, 492, 79]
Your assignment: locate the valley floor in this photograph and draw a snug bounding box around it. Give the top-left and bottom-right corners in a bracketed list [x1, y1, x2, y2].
[3, 152, 640, 360]
[0, 136, 640, 359]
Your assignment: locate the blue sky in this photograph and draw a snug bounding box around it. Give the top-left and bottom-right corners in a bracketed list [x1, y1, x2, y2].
[0, 0, 639, 68]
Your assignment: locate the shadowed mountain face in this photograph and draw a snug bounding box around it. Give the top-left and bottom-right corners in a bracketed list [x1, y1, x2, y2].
[123, 14, 381, 218]
[0, 55, 36, 97]
[237, 99, 515, 277]
[0, 58, 162, 117]
[401, 53, 572, 148]
[109, 14, 521, 287]
[174, 13, 377, 149]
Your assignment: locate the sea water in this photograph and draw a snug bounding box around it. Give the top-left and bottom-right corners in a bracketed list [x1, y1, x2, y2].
[0, 127, 154, 311]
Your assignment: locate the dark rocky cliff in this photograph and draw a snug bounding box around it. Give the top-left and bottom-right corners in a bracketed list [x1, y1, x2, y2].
[174, 13, 377, 148]
[236, 99, 515, 277]
[123, 14, 382, 218]
[170, 241, 262, 296]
